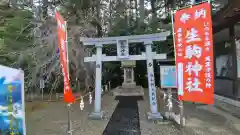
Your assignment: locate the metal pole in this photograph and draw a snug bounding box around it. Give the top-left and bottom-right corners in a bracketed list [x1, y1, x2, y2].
[171, 6, 183, 132]
[191, 0, 211, 5]
[179, 100, 184, 135]
[67, 104, 73, 135]
[41, 88, 43, 100]
[31, 90, 33, 101]
[168, 88, 173, 120]
[170, 10, 177, 62]
[192, 0, 211, 4]
[65, 21, 72, 135]
[65, 21, 70, 80]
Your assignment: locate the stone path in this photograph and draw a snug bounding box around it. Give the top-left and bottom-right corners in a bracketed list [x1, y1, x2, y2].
[103, 96, 141, 135]
[26, 93, 118, 135]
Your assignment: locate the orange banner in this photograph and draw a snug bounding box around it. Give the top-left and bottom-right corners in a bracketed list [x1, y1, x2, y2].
[174, 2, 214, 104]
[56, 11, 75, 103]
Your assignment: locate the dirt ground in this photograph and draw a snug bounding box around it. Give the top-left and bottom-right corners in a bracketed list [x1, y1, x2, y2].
[156, 89, 240, 135]
[25, 93, 118, 135]
[24, 90, 240, 135]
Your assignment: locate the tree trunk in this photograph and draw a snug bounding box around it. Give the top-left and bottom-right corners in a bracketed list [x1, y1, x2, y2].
[42, 0, 48, 19]
[172, 0, 176, 9]
[150, 0, 157, 32]
[135, 0, 138, 18]
[108, 0, 113, 31]
[139, 0, 145, 27]
[96, 0, 103, 37]
[134, 0, 138, 29]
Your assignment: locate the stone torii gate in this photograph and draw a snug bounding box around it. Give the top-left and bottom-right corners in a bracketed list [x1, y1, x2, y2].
[80, 31, 170, 120]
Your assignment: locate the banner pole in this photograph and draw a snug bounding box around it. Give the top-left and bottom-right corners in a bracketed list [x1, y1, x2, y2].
[65, 20, 73, 135]
[65, 21, 70, 80]
[168, 88, 173, 120]
[171, 9, 184, 135]
[180, 100, 184, 135]
[21, 70, 27, 135]
[171, 10, 177, 62]
[42, 88, 43, 100]
[67, 104, 73, 135]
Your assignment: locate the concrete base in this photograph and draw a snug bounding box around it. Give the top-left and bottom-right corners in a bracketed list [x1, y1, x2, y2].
[88, 111, 106, 120]
[164, 112, 186, 125]
[112, 85, 144, 97]
[122, 82, 137, 88]
[214, 94, 240, 118]
[147, 112, 163, 120]
[214, 94, 240, 108]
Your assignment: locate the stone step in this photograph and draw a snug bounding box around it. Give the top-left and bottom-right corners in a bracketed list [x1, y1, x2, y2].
[113, 92, 144, 97]
[112, 86, 145, 97]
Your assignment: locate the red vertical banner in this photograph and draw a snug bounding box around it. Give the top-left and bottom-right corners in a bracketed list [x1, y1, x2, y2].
[56, 11, 75, 103]
[174, 2, 214, 104]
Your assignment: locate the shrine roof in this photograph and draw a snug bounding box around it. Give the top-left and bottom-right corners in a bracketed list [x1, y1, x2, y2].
[212, 0, 240, 33]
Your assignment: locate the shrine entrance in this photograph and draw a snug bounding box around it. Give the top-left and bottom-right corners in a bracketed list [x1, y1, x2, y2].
[122, 60, 136, 87]
[125, 67, 133, 83]
[80, 32, 170, 120]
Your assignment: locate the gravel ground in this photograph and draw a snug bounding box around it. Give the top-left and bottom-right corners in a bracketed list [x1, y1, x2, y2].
[137, 89, 240, 135]
[25, 89, 240, 135]
[138, 94, 180, 135]
[157, 89, 240, 135]
[184, 105, 240, 135]
[26, 93, 118, 135]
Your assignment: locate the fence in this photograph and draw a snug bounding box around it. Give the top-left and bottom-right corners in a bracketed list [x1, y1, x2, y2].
[26, 81, 112, 102]
[55, 81, 111, 101]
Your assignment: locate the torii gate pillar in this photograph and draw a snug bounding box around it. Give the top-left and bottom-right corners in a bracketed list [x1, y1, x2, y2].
[145, 41, 162, 120]
[88, 44, 104, 119]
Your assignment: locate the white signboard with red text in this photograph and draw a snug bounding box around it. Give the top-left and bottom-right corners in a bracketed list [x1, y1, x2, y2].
[174, 2, 214, 104]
